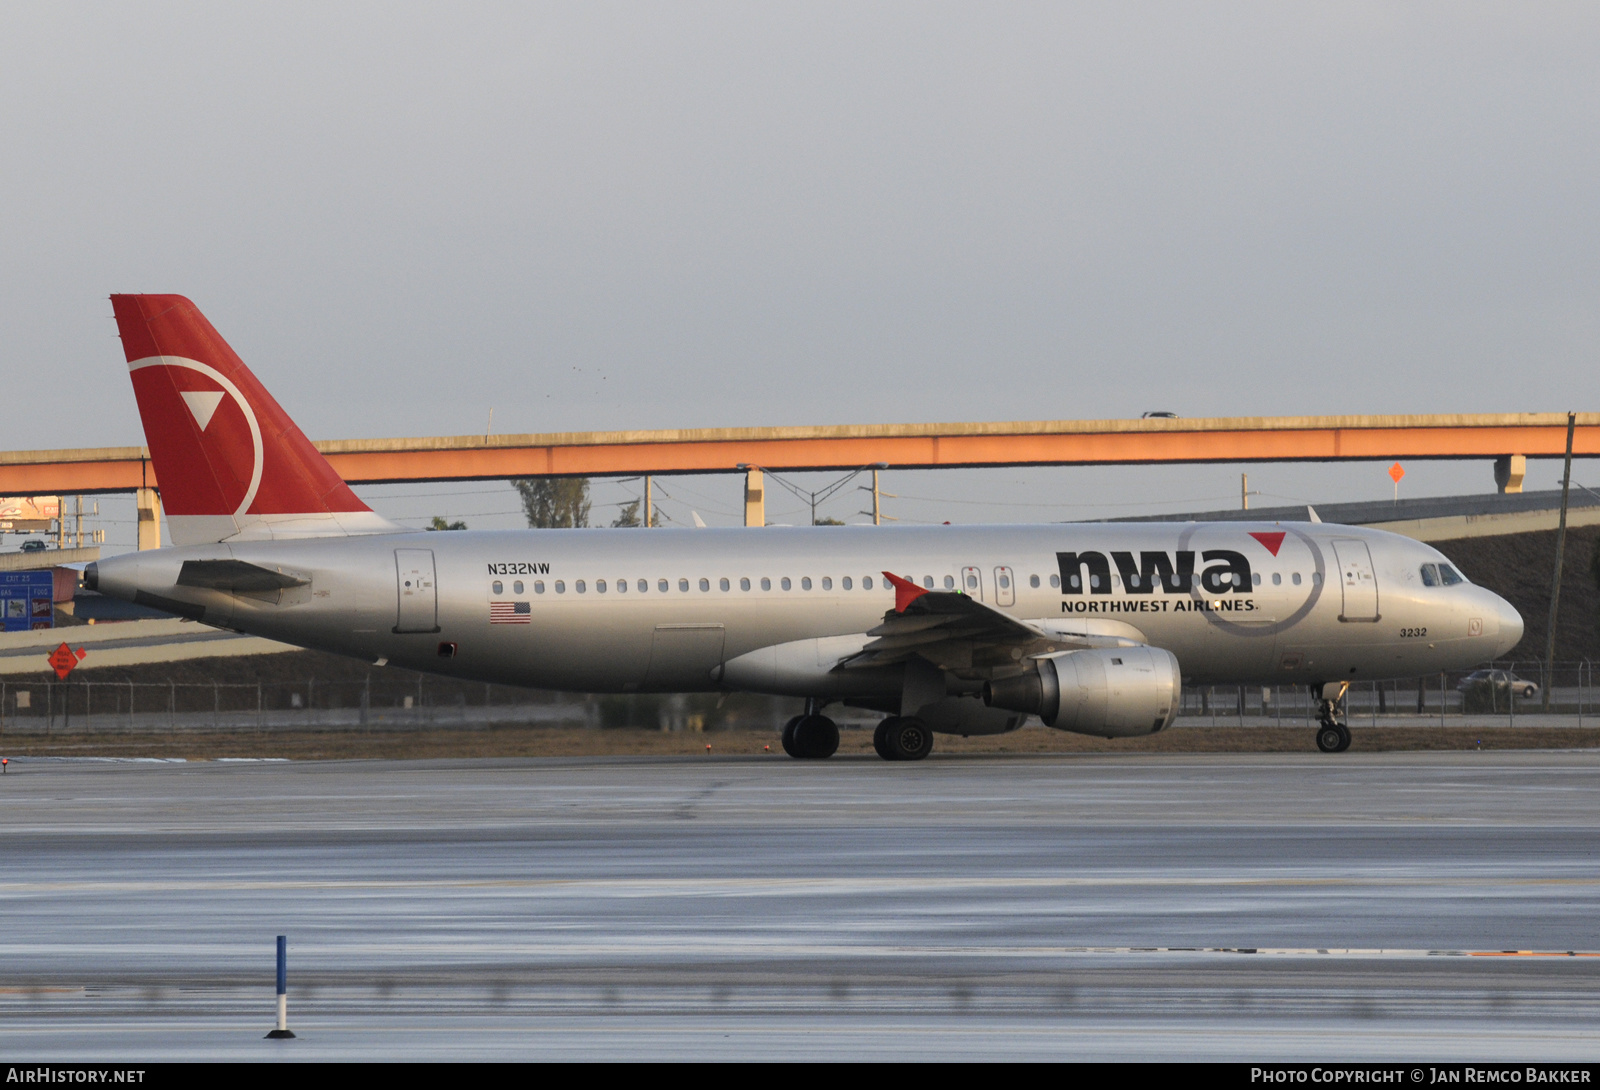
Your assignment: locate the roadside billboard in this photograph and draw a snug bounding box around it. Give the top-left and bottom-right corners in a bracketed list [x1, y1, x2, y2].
[1, 571, 54, 631]
[0, 497, 59, 534]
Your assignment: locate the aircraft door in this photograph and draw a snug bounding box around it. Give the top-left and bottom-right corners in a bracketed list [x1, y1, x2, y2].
[1332, 539, 1379, 622]
[994, 566, 1015, 607]
[961, 566, 984, 601]
[394, 549, 439, 633]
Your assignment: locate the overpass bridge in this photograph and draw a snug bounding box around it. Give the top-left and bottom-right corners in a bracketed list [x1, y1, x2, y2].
[1, 412, 1593, 546]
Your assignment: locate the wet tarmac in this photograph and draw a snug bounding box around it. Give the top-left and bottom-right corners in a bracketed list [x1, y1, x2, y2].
[1, 752, 1597, 1060]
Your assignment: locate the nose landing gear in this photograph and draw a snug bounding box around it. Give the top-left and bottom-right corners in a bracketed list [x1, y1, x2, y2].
[1313, 683, 1352, 753]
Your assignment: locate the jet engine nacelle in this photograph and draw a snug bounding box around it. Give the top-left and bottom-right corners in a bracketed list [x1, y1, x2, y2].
[983, 646, 1181, 737]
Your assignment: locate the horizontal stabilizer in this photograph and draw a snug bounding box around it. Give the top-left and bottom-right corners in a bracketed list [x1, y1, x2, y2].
[176, 559, 310, 592]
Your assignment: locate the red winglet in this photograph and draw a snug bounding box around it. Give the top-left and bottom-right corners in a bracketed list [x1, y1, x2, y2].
[882, 571, 928, 613]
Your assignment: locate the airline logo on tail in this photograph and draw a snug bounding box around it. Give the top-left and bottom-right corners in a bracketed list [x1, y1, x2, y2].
[111, 295, 399, 546]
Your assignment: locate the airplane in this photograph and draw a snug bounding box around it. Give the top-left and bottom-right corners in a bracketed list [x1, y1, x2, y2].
[85, 295, 1524, 759]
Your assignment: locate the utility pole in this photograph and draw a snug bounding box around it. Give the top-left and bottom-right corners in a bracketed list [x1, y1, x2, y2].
[1542, 411, 1576, 711]
[860, 468, 896, 525]
[644, 475, 653, 528]
[1241, 474, 1258, 511]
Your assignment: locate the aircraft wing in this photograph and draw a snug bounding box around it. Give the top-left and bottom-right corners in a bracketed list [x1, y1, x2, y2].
[836, 571, 1147, 677]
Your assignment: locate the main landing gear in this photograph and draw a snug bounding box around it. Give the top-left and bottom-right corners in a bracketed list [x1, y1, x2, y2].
[781, 699, 839, 759]
[873, 716, 934, 762]
[779, 701, 936, 761]
[1314, 683, 1352, 753]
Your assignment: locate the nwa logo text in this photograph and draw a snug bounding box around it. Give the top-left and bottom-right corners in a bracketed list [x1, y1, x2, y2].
[1056, 550, 1257, 615]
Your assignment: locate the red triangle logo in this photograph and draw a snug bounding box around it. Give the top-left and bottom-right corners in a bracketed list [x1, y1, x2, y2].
[1248, 531, 1285, 557]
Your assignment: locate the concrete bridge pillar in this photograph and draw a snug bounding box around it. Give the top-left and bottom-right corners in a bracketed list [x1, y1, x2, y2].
[1494, 454, 1526, 494]
[135, 488, 161, 550]
[744, 468, 764, 527]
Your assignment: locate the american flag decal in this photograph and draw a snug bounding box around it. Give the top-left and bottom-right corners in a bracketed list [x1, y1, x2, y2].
[490, 601, 532, 624]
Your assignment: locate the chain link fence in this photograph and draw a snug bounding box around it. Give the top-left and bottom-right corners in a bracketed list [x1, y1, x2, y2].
[2, 662, 1594, 735]
[1178, 661, 1600, 727]
[0, 676, 794, 735]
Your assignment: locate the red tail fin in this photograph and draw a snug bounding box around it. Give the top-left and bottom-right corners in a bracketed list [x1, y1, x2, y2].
[111, 295, 397, 545]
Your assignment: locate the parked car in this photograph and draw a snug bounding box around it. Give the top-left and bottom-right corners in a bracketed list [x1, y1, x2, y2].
[18, 540, 46, 553]
[1456, 669, 1539, 699]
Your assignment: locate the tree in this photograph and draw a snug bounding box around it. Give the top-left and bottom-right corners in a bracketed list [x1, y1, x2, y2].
[611, 498, 665, 528]
[427, 516, 467, 531]
[612, 499, 641, 528]
[813, 517, 845, 526]
[512, 478, 590, 528]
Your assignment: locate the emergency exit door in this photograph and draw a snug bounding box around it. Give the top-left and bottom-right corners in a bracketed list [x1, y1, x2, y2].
[993, 566, 1015, 606]
[961, 566, 984, 601]
[1332, 539, 1379, 622]
[394, 549, 439, 633]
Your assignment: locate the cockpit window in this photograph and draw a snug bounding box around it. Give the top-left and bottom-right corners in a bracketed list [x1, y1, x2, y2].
[1439, 564, 1465, 585]
[1420, 564, 1439, 587]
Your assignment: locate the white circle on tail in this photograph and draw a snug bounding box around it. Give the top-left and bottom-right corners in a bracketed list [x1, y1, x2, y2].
[127, 355, 264, 519]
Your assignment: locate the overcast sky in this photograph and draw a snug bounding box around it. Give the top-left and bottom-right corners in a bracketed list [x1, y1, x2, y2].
[3, 3, 1598, 544]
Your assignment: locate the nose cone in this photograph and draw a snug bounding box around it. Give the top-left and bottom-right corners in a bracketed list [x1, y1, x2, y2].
[1493, 594, 1524, 657]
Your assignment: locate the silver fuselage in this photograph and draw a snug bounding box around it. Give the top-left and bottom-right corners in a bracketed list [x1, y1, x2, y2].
[90, 522, 1522, 702]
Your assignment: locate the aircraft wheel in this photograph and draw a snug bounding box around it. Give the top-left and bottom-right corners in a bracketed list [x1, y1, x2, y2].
[781, 716, 803, 758]
[873, 720, 896, 761]
[792, 714, 839, 759]
[881, 716, 933, 762]
[1316, 724, 1344, 753]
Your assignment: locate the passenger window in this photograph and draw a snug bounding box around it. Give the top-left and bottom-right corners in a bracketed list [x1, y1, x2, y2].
[1071, 575, 1081, 589]
[966, 573, 978, 590]
[1312, 572, 1322, 586]
[1440, 564, 1465, 585]
[1420, 564, 1439, 587]
[534, 581, 545, 594]
[576, 580, 586, 594]
[760, 577, 771, 591]
[655, 579, 664, 592]
[677, 578, 687, 592]
[513, 581, 523, 594]
[741, 577, 752, 591]
[700, 578, 710, 592]
[842, 577, 852, 590]
[615, 579, 626, 593]
[1049, 574, 1060, 589]
[1090, 575, 1100, 589]
[781, 577, 792, 591]
[1251, 573, 1261, 587]
[999, 573, 1011, 590]
[945, 575, 955, 589]
[923, 575, 934, 589]
[492, 581, 503, 595]
[801, 577, 811, 590]
[820, 577, 831, 590]
[719, 578, 730, 591]
[1271, 573, 1281, 586]
[863, 576, 874, 590]
[1292, 572, 1302, 586]
[597, 580, 607, 593]
[1029, 574, 1040, 589]
[555, 580, 566, 593]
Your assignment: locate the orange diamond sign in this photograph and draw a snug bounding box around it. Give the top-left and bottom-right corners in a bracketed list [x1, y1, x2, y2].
[1388, 462, 1405, 484]
[47, 642, 86, 680]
